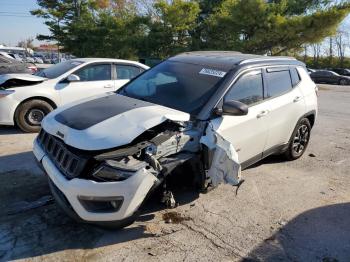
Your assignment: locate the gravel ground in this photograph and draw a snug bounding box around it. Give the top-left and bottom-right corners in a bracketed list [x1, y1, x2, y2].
[0, 84, 349, 262]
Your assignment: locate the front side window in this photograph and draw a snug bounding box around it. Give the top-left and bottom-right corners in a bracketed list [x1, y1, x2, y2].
[116, 65, 142, 80]
[75, 64, 111, 81]
[266, 69, 292, 98]
[329, 71, 339, 76]
[225, 70, 264, 106]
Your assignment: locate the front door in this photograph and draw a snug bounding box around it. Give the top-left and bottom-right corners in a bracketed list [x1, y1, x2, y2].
[211, 69, 269, 164]
[56, 63, 114, 105]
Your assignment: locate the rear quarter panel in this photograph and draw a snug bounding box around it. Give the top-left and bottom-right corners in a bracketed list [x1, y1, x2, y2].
[297, 67, 318, 120]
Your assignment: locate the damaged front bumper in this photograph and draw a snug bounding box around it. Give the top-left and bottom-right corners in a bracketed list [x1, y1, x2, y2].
[33, 139, 158, 222]
[33, 118, 243, 224]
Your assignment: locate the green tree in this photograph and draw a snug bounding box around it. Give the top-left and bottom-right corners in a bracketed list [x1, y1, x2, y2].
[205, 0, 350, 55]
[31, 0, 87, 44]
[31, 0, 147, 58]
[144, 0, 201, 58]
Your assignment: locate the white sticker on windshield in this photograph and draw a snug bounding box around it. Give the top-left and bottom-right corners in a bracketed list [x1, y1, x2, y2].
[199, 68, 226, 78]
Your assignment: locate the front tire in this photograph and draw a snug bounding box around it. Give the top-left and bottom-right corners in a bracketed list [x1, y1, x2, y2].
[15, 99, 53, 133]
[284, 118, 311, 160]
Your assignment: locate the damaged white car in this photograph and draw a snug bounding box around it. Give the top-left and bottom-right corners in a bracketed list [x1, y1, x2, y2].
[33, 52, 318, 227]
[0, 58, 148, 132]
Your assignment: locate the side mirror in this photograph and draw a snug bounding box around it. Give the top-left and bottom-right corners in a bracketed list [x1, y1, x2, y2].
[217, 100, 248, 116]
[66, 74, 80, 82]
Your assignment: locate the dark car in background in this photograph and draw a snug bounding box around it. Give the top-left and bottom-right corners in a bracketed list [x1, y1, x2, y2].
[331, 68, 350, 76]
[310, 70, 350, 85]
[0, 55, 37, 74]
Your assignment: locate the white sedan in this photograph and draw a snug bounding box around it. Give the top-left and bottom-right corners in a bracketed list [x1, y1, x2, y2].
[0, 58, 149, 132]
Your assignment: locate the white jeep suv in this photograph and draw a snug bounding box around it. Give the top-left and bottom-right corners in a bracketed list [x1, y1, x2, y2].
[33, 52, 317, 227]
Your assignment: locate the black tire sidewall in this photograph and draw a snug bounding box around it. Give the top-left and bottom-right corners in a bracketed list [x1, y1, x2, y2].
[15, 100, 53, 133]
[286, 118, 311, 160]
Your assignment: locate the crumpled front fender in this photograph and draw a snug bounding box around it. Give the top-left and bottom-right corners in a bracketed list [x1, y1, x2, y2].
[200, 123, 241, 187]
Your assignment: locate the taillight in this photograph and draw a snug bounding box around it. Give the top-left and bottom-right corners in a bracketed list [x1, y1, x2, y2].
[0, 90, 15, 98]
[28, 66, 38, 74]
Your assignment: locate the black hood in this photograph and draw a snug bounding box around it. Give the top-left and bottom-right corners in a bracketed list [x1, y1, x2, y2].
[55, 94, 154, 130]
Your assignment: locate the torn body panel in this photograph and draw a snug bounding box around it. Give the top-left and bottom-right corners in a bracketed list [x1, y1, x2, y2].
[0, 74, 47, 89]
[200, 122, 241, 187]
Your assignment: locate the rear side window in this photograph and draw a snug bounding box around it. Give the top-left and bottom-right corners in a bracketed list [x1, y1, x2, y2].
[290, 68, 301, 86]
[116, 65, 142, 80]
[266, 69, 292, 98]
[225, 70, 264, 106]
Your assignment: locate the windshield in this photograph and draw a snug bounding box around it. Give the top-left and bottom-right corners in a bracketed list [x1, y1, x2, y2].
[330, 71, 339, 76]
[35, 60, 83, 79]
[119, 61, 227, 114]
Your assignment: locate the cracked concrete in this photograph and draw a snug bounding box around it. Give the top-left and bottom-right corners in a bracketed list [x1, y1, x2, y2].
[0, 84, 350, 261]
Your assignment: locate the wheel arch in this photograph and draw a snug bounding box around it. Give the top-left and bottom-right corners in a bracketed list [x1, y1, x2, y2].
[14, 96, 58, 123]
[303, 110, 316, 128]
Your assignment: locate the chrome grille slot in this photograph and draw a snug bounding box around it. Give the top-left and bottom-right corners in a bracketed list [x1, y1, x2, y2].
[38, 130, 88, 179]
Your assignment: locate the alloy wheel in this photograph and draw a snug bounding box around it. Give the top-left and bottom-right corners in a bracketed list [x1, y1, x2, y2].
[292, 124, 309, 155]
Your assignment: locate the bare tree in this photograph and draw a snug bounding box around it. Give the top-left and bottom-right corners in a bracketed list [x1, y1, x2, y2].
[310, 43, 322, 67]
[335, 29, 349, 68]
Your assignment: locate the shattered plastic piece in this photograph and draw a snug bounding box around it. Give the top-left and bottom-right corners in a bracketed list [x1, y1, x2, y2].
[200, 123, 241, 186]
[161, 190, 177, 208]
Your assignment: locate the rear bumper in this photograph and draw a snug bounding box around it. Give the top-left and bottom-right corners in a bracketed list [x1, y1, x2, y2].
[33, 139, 158, 222]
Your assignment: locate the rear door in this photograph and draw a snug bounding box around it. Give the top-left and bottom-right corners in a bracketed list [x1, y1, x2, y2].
[329, 71, 340, 84]
[57, 63, 114, 105]
[114, 64, 144, 90]
[211, 69, 269, 164]
[262, 66, 306, 154]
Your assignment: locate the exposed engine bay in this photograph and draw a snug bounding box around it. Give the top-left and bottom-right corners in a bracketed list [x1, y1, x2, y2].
[88, 120, 241, 198]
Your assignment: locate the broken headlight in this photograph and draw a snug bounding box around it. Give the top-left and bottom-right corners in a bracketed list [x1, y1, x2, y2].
[92, 161, 135, 182]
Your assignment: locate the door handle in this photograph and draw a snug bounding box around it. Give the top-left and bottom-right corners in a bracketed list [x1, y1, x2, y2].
[257, 110, 269, 118]
[293, 96, 301, 103]
[104, 84, 113, 88]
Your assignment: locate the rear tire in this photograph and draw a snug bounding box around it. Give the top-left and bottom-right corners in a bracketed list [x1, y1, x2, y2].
[15, 99, 53, 133]
[284, 118, 311, 161]
[339, 79, 347, 86]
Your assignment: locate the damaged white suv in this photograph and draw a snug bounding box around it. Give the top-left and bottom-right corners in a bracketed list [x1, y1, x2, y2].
[33, 52, 317, 227]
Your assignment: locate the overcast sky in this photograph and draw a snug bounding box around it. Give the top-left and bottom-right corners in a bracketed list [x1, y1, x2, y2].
[0, 0, 349, 48]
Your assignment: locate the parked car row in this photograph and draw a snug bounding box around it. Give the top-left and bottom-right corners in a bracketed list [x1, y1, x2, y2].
[309, 70, 350, 85]
[0, 52, 37, 74]
[3, 52, 316, 228]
